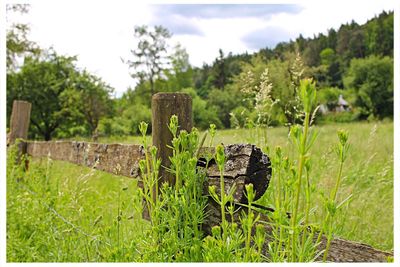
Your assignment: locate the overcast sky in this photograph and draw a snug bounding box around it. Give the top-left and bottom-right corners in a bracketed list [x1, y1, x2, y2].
[6, 1, 395, 97]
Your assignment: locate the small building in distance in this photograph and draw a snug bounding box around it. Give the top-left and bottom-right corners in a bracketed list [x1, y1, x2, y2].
[335, 94, 351, 112]
[319, 94, 351, 114]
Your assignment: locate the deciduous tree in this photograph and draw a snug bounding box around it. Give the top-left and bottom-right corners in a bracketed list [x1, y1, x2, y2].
[344, 55, 393, 119]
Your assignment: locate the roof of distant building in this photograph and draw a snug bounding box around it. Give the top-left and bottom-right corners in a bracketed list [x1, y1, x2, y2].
[338, 94, 349, 106]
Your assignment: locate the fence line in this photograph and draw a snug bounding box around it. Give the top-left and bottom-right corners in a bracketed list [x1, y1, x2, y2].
[26, 141, 145, 179]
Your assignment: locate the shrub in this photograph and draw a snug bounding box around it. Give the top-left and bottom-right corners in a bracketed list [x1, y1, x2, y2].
[98, 104, 151, 136]
[344, 55, 393, 119]
[182, 88, 223, 129]
[207, 88, 241, 128]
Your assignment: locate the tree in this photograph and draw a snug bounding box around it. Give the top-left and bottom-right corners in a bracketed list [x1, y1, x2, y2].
[326, 28, 337, 49]
[364, 11, 393, 57]
[193, 63, 212, 98]
[126, 25, 172, 95]
[344, 55, 393, 119]
[296, 34, 306, 52]
[303, 40, 321, 66]
[74, 71, 114, 135]
[7, 49, 114, 140]
[207, 88, 240, 128]
[181, 87, 222, 129]
[320, 48, 335, 66]
[211, 49, 228, 89]
[7, 50, 81, 140]
[317, 48, 342, 87]
[6, 4, 40, 72]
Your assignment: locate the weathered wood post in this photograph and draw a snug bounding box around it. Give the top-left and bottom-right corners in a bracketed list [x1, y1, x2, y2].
[8, 100, 32, 167]
[8, 100, 32, 145]
[151, 93, 192, 186]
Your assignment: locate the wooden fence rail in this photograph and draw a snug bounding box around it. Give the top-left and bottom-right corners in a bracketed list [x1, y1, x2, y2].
[8, 93, 393, 262]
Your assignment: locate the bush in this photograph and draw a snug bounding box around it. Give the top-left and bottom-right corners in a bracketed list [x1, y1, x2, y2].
[182, 88, 223, 129]
[98, 117, 131, 136]
[98, 104, 151, 136]
[207, 88, 241, 128]
[344, 55, 393, 119]
[122, 104, 152, 134]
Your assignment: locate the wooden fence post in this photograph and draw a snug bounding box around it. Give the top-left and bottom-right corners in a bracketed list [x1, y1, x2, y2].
[8, 100, 31, 167]
[152, 93, 192, 186]
[8, 100, 32, 145]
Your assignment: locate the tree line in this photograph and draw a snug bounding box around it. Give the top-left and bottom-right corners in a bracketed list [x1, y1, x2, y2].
[6, 5, 393, 140]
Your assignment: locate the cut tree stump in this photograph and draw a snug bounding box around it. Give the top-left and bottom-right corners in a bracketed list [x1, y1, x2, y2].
[198, 144, 272, 234]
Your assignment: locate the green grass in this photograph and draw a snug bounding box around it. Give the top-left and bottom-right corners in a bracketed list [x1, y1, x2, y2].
[213, 122, 393, 251]
[7, 153, 147, 262]
[6, 121, 393, 261]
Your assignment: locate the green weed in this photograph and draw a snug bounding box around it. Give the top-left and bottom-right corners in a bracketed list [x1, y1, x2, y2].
[6, 80, 393, 261]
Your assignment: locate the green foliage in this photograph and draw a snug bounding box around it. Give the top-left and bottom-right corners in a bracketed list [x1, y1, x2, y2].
[285, 79, 319, 261]
[74, 71, 114, 134]
[229, 106, 251, 129]
[122, 104, 152, 134]
[163, 44, 194, 90]
[209, 49, 229, 89]
[98, 12, 393, 138]
[182, 88, 222, 129]
[364, 11, 393, 56]
[7, 9, 114, 139]
[7, 144, 144, 262]
[316, 87, 359, 124]
[344, 55, 393, 119]
[207, 87, 241, 128]
[320, 48, 335, 66]
[98, 103, 151, 136]
[7, 51, 81, 140]
[136, 116, 208, 262]
[319, 129, 350, 261]
[7, 50, 114, 140]
[317, 87, 354, 106]
[269, 53, 305, 126]
[7, 10, 393, 141]
[7, 120, 393, 261]
[234, 54, 291, 126]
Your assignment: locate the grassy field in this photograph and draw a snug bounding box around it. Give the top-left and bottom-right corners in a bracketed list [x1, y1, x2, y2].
[6, 121, 393, 261]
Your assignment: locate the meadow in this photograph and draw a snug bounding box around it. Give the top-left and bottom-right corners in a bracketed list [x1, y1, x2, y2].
[6, 121, 393, 262]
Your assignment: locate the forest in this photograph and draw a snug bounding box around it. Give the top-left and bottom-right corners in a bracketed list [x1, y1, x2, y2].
[6, 7, 393, 141]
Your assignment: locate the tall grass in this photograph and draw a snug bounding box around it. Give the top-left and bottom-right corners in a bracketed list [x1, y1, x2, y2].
[214, 122, 393, 251]
[6, 82, 393, 261]
[7, 145, 145, 262]
[7, 122, 393, 261]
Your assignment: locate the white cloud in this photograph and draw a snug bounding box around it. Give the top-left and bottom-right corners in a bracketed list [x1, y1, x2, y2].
[267, 1, 394, 38]
[13, 1, 154, 97]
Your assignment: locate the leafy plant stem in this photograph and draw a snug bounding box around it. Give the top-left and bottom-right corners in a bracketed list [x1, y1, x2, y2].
[291, 111, 310, 261]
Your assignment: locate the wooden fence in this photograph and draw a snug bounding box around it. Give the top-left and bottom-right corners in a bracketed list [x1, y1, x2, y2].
[7, 94, 393, 262]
